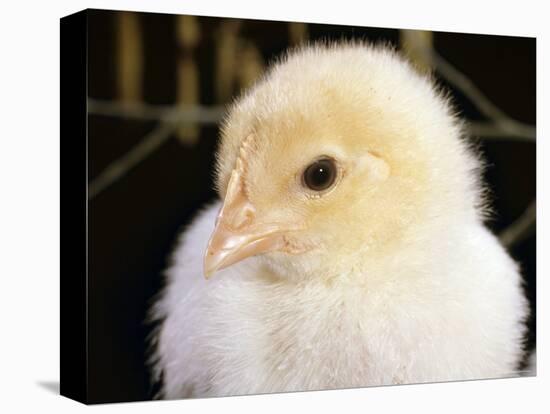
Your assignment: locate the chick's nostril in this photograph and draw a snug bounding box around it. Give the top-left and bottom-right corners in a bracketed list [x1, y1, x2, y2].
[226, 202, 255, 230]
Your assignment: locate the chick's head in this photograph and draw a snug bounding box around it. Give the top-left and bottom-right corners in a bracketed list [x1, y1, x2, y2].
[204, 43, 483, 280]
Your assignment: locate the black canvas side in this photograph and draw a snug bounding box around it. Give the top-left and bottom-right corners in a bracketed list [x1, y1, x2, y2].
[60, 9, 88, 404]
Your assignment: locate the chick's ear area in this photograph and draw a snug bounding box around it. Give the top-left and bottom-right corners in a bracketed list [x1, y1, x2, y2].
[354, 151, 391, 183]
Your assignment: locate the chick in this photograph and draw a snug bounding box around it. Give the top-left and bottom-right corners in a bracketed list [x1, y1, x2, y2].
[149, 42, 528, 398]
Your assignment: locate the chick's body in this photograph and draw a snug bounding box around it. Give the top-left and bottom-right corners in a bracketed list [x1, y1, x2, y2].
[150, 44, 528, 398]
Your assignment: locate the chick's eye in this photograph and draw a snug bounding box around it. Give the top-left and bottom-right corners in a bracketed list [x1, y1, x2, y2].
[302, 158, 337, 192]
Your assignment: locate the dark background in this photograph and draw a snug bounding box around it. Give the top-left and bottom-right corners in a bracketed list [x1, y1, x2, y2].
[86, 9, 536, 403]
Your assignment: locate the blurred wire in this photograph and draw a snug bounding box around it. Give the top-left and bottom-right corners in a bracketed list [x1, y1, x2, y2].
[499, 200, 536, 248]
[88, 112, 180, 200]
[87, 99, 225, 124]
[430, 50, 536, 141]
[467, 121, 536, 140]
[87, 99, 226, 199]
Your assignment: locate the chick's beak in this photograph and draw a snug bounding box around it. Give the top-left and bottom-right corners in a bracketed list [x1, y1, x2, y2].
[204, 168, 293, 279]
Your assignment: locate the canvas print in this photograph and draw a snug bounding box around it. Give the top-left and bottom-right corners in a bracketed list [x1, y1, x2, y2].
[60, 9, 536, 404]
